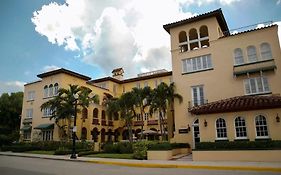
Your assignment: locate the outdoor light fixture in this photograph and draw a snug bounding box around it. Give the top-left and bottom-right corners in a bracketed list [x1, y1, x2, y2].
[204, 119, 208, 127]
[70, 94, 79, 159]
[187, 124, 191, 132]
[276, 114, 280, 123]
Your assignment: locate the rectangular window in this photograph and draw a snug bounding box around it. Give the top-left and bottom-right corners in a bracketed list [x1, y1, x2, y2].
[144, 81, 148, 87]
[144, 113, 149, 120]
[26, 109, 33, 118]
[43, 107, 53, 117]
[27, 91, 35, 101]
[42, 130, 53, 141]
[244, 77, 270, 95]
[136, 82, 141, 89]
[182, 54, 212, 73]
[155, 80, 158, 88]
[191, 85, 205, 106]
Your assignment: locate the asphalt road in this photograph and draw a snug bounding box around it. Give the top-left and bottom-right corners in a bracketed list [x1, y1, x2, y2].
[0, 155, 279, 175]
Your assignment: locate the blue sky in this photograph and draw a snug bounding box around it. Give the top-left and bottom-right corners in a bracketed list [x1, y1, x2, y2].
[0, 0, 281, 94]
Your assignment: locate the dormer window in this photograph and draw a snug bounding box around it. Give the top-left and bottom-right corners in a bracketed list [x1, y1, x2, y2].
[199, 25, 209, 47]
[179, 31, 188, 52]
[189, 28, 199, 50]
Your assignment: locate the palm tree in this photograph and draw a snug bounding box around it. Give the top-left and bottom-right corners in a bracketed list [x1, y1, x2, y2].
[40, 84, 99, 141]
[149, 82, 182, 141]
[166, 82, 183, 140]
[131, 86, 151, 139]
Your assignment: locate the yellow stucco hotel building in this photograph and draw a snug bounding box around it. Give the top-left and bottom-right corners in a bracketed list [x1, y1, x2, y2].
[20, 9, 281, 149]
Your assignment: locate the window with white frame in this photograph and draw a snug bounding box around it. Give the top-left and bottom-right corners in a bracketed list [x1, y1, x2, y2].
[44, 85, 48, 98]
[234, 117, 247, 139]
[144, 113, 149, 120]
[234, 48, 244, 65]
[182, 54, 212, 73]
[255, 115, 269, 138]
[43, 107, 53, 117]
[42, 130, 53, 141]
[54, 83, 59, 96]
[49, 84, 53, 97]
[144, 81, 148, 87]
[27, 91, 35, 101]
[26, 109, 33, 118]
[136, 82, 141, 89]
[247, 45, 258, 62]
[155, 79, 158, 88]
[244, 76, 270, 95]
[260, 42, 272, 60]
[216, 118, 227, 140]
[136, 114, 141, 121]
[191, 85, 205, 106]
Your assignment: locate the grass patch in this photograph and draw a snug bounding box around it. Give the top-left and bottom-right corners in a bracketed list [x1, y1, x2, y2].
[86, 153, 134, 159]
[25, 150, 55, 155]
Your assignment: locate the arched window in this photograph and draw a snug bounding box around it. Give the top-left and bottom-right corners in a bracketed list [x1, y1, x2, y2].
[260, 43, 272, 60]
[114, 112, 119, 121]
[91, 127, 99, 142]
[49, 84, 53, 97]
[189, 28, 199, 50]
[102, 110, 106, 120]
[255, 115, 269, 138]
[81, 127, 87, 140]
[216, 118, 227, 140]
[54, 83, 59, 96]
[234, 48, 244, 65]
[93, 108, 98, 118]
[247, 46, 257, 62]
[44, 85, 48, 98]
[199, 25, 209, 47]
[82, 108, 88, 119]
[179, 31, 188, 52]
[235, 117, 247, 138]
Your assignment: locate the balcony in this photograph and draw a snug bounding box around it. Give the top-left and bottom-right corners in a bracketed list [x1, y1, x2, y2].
[108, 120, 114, 126]
[92, 118, 99, 125]
[101, 119, 107, 126]
[23, 118, 32, 124]
[133, 121, 144, 126]
[147, 120, 158, 125]
[233, 59, 276, 76]
[188, 99, 208, 109]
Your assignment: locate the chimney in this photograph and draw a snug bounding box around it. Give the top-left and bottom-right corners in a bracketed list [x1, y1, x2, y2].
[112, 68, 124, 80]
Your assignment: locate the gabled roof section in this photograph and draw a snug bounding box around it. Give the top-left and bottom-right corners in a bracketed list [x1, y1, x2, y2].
[91, 71, 172, 84]
[37, 68, 91, 80]
[189, 95, 281, 115]
[163, 8, 229, 34]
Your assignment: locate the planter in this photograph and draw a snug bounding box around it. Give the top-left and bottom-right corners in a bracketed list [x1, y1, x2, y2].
[193, 150, 281, 162]
[147, 150, 173, 160]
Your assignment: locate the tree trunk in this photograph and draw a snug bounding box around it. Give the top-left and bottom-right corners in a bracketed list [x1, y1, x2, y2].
[127, 121, 133, 143]
[159, 111, 164, 142]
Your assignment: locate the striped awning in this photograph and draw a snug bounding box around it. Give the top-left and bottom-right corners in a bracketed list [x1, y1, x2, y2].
[34, 123, 54, 130]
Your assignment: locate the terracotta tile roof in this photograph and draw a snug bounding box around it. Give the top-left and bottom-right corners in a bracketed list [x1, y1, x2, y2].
[189, 95, 281, 115]
[163, 8, 229, 35]
[220, 24, 277, 39]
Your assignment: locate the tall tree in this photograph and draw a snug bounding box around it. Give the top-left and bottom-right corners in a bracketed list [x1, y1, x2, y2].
[0, 92, 23, 145]
[131, 86, 151, 139]
[149, 82, 182, 141]
[40, 85, 99, 141]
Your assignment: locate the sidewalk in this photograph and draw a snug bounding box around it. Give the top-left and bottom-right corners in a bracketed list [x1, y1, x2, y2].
[1, 151, 281, 173]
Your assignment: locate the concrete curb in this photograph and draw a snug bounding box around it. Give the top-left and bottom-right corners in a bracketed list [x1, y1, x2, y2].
[1, 152, 281, 172]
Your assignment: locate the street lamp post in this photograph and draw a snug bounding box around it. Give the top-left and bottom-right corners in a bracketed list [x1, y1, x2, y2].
[70, 94, 78, 159]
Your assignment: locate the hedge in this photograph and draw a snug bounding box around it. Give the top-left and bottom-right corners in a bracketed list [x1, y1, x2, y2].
[148, 142, 172, 151]
[170, 143, 190, 149]
[195, 140, 281, 150]
[78, 151, 99, 157]
[102, 142, 133, 154]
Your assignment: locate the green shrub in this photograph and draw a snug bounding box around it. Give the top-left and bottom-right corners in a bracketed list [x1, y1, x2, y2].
[170, 143, 190, 149]
[132, 141, 153, 160]
[1, 144, 40, 152]
[54, 147, 72, 155]
[195, 140, 281, 150]
[78, 151, 99, 157]
[103, 142, 133, 154]
[148, 142, 172, 151]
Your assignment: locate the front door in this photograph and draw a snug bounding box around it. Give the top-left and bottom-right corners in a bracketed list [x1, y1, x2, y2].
[193, 119, 200, 148]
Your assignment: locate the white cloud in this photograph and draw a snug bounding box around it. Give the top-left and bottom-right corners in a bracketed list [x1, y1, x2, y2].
[0, 81, 25, 94]
[32, 0, 197, 77]
[179, 0, 239, 7]
[42, 65, 61, 72]
[277, 0, 281, 5]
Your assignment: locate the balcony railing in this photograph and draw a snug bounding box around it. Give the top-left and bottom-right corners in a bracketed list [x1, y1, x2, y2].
[147, 120, 158, 125]
[133, 121, 144, 126]
[233, 59, 276, 76]
[92, 118, 99, 125]
[23, 118, 32, 124]
[101, 119, 107, 126]
[188, 99, 208, 109]
[108, 120, 114, 126]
